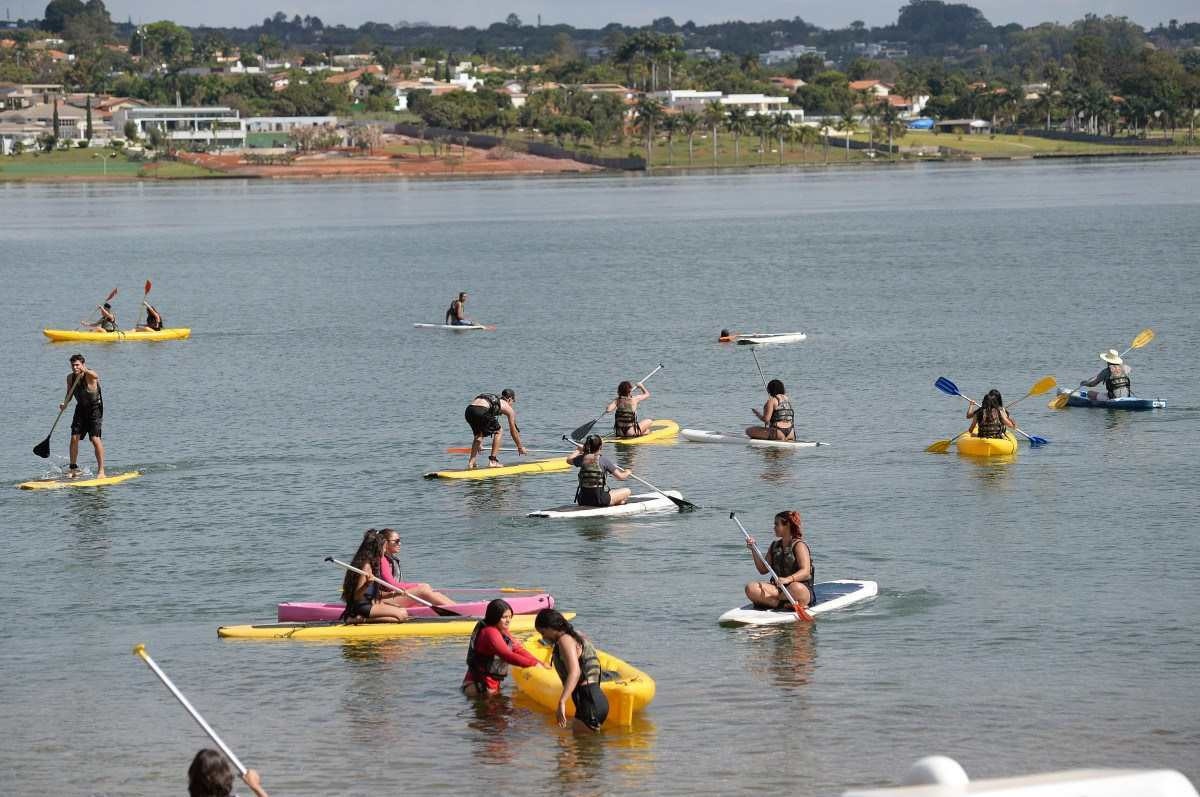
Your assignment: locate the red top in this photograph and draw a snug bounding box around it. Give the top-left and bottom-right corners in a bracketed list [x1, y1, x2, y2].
[462, 626, 540, 692]
[378, 556, 418, 591]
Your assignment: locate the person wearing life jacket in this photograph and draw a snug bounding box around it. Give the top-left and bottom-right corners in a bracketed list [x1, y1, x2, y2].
[373, 528, 454, 608]
[1080, 349, 1133, 400]
[965, 389, 1015, 439]
[59, 353, 106, 478]
[137, 301, 164, 332]
[339, 530, 410, 624]
[744, 510, 815, 610]
[445, 292, 473, 326]
[462, 599, 548, 696]
[534, 609, 609, 731]
[606, 380, 654, 438]
[82, 303, 118, 333]
[746, 379, 796, 441]
[567, 434, 632, 507]
[465, 388, 527, 468]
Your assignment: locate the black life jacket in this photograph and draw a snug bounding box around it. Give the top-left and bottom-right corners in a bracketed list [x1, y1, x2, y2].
[975, 408, 1006, 439]
[1104, 365, 1132, 399]
[552, 636, 603, 686]
[577, 456, 607, 490]
[769, 396, 794, 431]
[446, 300, 462, 323]
[768, 538, 814, 592]
[100, 316, 117, 332]
[145, 308, 163, 330]
[466, 622, 515, 680]
[72, 376, 103, 414]
[475, 394, 501, 416]
[613, 397, 638, 434]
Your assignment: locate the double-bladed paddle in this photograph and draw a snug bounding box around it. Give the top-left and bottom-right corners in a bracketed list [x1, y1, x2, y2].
[325, 556, 472, 618]
[1049, 328, 1155, 409]
[730, 512, 813, 622]
[34, 371, 85, 458]
[568, 363, 663, 442]
[927, 375, 1055, 452]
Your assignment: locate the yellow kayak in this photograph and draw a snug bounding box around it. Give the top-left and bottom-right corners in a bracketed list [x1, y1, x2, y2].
[18, 470, 141, 490]
[424, 455, 571, 480]
[217, 612, 571, 640]
[600, 419, 679, 446]
[511, 634, 656, 725]
[43, 328, 191, 342]
[956, 432, 1018, 457]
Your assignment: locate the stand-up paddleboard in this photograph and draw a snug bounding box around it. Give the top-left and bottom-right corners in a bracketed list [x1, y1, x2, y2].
[718, 580, 878, 625]
[217, 611, 571, 641]
[18, 470, 141, 490]
[424, 455, 571, 480]
[413, 323, 489, 331]
[43, 328, 190, 342]
[278, 592, 554, 622]
[734, 332, 807, 345]
[1055, 387, 1165, 410]
[599, 419, 679, 446]
[681, 428, 827, 449]
[528, 491, 684, 519]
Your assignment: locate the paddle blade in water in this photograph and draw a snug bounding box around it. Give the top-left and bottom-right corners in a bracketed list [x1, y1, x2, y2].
[1030, 375, 1057, 395]
[1029, 435, 1049, 447]
[1130, 328, 1155, 350]
[925, 439, 953, 454]
[934, 377, 960, 396]
[33, 437, 51, 458]
[1049, 393, 1071, 410]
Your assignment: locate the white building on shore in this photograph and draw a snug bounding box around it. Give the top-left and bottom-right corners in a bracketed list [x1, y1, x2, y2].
[112, 106, 246, 149]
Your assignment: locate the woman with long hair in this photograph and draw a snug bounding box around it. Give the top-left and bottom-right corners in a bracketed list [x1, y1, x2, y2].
[339, 529, 409, 623]
[567, 434, 632, 507]
[187, 749, 268, 797]
[746, 379, 796, 441]
[606, 379, 654, 437]
[534, 608, 609, 731]
[373, 528, 454, 608]
[744, 510, 814, 609]
[462, 599, 548, 696]
[966, 389, 1016, 439]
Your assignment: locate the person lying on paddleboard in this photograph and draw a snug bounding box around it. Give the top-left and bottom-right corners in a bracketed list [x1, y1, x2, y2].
[965, 389, 1015, 439]
[465, 389, 527, 468]
[82, 302, 118, 332]
[137, 301, 164, 331]
[463, 599, 550, 697]
[61, 353, 106, 478]
[606, 379, 654, 438]
[746, 379, 796, 441]
[445, 291, 473, 326]
[567, 434, 632, 507]
[745, 511, 814, 609]
[339, 530, 410, 623]
[534, 609, 609, 731]
[1079, 349, 1133, 400]
[374, 528, 454, 608]
[188, 748, 269, 797]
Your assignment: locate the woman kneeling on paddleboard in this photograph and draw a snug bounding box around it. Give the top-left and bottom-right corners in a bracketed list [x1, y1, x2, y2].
[534, 609, 609, 731]
[340, 530, 410, 623]
[966, 389, 1015, 439]
[747, 379, 796, 441]
[567, 435, 632, 507]
[374, 528, 454, 608]
[607, 379, 655, 438]
[463, 599, 548, 696]
[745, 511, 814, 609]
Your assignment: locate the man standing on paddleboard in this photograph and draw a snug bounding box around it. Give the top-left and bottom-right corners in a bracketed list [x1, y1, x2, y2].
[60, 354, 105, 478]
[465, 389, 527, 468]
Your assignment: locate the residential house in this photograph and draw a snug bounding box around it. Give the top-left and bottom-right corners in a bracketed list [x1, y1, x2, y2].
[848, 80, 891, 97]
[325, 65, 384, 96]
[769, 76, 806, 93]
[245, 116, 337, 132]
[387, 77, 462, 111]
[111, 106, 246, 149]
[0, 101, 83, 138]
[760, 44, 825, 65]
[934, 118, 990, 134]
[685, 47, 723, 60]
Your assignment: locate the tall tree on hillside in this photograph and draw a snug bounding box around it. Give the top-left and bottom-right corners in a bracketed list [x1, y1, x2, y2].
[85, 95, 93, 140]
[725, 105, 749, 165]
[678, 109, 700, 165]
[703, 99, 724, 166]
[634, 96, 663, 167]
[879, 102, 905, 158]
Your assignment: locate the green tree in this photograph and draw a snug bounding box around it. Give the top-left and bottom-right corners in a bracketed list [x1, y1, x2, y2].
[43, 0, 84, 33]
[661, 114, 678, 165]
[703, 99, 724, 166]
[85, 95, 93, 140]
[725, 105, 749, 164]
[123, 119, 138, 141]
[634, 96, 663, 167]
[836, 107, 857, 161]
[772, 114, 792, 165]
[751, 112, 771, 164]
[678, 110, 701, 165]
[134, 21, 193, 67]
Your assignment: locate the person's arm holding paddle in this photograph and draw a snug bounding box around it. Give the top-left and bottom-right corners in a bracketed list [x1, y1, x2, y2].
[752, 395, 777, 424]
[745, 534, 771, 576]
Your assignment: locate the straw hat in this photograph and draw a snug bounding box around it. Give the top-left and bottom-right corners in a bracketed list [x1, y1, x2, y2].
[1100, 349, 1123, 365]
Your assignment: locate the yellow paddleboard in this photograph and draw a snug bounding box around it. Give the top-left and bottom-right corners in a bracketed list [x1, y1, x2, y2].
[218, 611, 572, 640]
[425, 455, 571, 480]
[18, 470, 141, 490]
[600, 419, 679, 445]
[42, 328, 191, 342]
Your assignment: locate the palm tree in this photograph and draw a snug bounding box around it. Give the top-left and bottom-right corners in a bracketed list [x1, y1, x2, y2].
[751, 113, 772, 164]
[855, 89, 878, 151]
[634, 97, 664, 168]
[703, 100, 724, 165]
[878, 102, 902, 159]
[678, 110, 701, 165]
[771, 114, 792, 165]
[726, 106, 749, 165]
[836, 108, 857, 161]
[661, 114, 679, 166]
[795, 124, 819, 162]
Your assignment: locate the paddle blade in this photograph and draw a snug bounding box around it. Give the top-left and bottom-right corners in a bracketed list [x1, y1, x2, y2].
[1028, 435, 1049, 447]
[445, 447, 471, 454]
[925, 439, 953, 454]
[569, 419, 598, 442]
[1130, 328, 1155, 350]
[33, 436, 51, 458]
[105, 287, 118, 302]
[430, 604, 465, 617]
[934, 377, 960, 397]
[1048, 392, 1071, 410]
[796, 605, 814, 622]
[143, 279, 152, 296]
[1029, 375, 1057, 395]
[671, 495, 698, 511]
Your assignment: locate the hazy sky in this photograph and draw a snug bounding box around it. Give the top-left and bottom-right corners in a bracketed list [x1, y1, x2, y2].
[6, 0, 1195, 29]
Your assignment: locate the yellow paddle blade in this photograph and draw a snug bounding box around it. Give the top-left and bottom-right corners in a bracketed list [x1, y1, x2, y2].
[1048, 392, 1071, 410]
[925, 439, 953, 454]
[1029, 375, 1057, 395]
[1130, 328, 1155, 349]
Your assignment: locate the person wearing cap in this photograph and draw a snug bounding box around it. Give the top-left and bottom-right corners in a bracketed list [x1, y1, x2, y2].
[566, 435, 632, 507]
[82, 303, 118, 333]
[464, 389, 527, 468]
[1080, 349, 1133, 400]
[445, 292, 473, 326]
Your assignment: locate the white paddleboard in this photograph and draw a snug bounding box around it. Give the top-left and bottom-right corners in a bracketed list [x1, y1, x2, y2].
[413, 323, 488, 331]
[681, 428, 826, 449]
[528, 491, 684, 519]
[718, 580, 877, 625]
[735, 332, 806, 345]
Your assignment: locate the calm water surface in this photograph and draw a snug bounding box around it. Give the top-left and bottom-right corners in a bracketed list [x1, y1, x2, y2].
[1, 159, 1198, 795]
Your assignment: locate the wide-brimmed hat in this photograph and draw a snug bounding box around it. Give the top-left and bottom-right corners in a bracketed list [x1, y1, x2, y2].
[1100, 349, 1123, 365]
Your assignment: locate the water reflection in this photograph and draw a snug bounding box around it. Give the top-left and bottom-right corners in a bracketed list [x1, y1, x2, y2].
[65, 489, 114, 557]
[757, 448, 794, 484]
[463, 691, 518, 765]
[464, 477, 521, 513]
[742, 624, 818, 690]
[962, 455, 1015, 484]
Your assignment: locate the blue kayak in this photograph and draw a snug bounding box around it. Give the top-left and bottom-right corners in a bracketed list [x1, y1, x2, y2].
[1059, 388, 1165, 410]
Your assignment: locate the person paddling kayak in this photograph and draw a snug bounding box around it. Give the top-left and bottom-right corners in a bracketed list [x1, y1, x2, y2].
[374, 528, 454, 608]
[746, 379, 796, 441]
[445, 292, 473, 326]
[82, 302, 118, 332]
[463, 599, 549, 696]
[567, 434, 632, 507]
[965, 389, 1016, 439]
[188, 748, 269, 797]
[465, 389, 527, 468]
[339, 530, 409, 623]
[607, 379, 654, 438]
[137, 301, 164, 331]
[534, 609, 609, 731]
[60, 353, 105, 478]
[1080, 349, 1134, 400]
[745, 511, 814, 610]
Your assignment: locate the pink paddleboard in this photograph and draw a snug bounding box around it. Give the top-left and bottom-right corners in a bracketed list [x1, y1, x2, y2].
[277, 593, 554, 622]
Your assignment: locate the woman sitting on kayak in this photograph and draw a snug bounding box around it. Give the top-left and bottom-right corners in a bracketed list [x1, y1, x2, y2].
[374, 528, 454, 608]
[339, 530, 409, 623]
[567, 434, 632, 508]
[534, 608, 609, 731]
[745, 511, 814, 609]
[137, 301, 164, 332]
[746, 379, 796, 441]
[606, 379, 654, 438]
[463, 599, 548, 696]
[966, 390, 1015, 439]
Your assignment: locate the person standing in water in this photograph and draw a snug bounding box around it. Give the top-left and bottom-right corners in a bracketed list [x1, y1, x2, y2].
[464, 389, 527, 468]
[60, 354, 105, 478]
[445, 292, 473, 326]
[462, 599, 549, 696]
[534, 608, 609, 731]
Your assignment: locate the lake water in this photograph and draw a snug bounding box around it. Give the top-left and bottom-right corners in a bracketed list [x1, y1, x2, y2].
[1, 159, 1198, 796]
